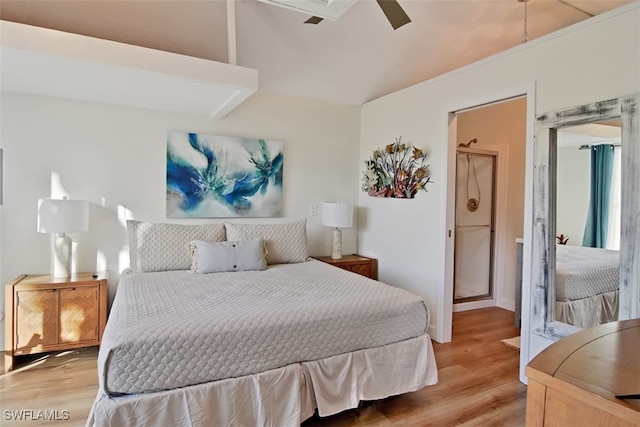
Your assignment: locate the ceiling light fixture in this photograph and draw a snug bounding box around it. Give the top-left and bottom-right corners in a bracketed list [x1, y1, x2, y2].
[256, 0, 358, 21]
[257, 0, 411, 31]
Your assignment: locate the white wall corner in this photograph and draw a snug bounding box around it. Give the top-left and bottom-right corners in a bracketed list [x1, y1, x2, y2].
[496, 298, 516, 311]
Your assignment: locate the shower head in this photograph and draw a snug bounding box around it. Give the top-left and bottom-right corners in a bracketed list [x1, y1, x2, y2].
[459, 138, 478, 148]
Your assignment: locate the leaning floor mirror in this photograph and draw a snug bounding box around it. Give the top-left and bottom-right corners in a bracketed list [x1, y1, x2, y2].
[532, 94, 640, 339]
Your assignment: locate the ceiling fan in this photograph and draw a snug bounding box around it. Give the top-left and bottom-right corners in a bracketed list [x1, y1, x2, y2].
[305, 0, 411, 30]
[256, 0, 411, 30]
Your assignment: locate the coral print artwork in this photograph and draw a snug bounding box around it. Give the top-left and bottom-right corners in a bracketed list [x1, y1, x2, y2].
[167, 131, 283, 218]
[362, 137, 432, 198]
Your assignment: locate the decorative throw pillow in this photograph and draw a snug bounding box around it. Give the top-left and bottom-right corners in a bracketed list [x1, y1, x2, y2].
[190, 238, 267, 273]
[127, 220, 226, 272]
[224, 220, 308, 265]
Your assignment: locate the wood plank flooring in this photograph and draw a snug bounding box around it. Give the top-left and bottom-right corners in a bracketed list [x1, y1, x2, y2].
[0, 307, 525, 426]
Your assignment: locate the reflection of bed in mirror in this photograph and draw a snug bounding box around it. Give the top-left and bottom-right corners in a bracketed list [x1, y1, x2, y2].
[555, 245, 619, 328]
[532, 93, 640, 343]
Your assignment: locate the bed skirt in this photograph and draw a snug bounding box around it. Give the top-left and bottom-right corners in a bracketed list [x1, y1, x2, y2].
[555, 290, 618, 329]
[87, 333, 438, 427]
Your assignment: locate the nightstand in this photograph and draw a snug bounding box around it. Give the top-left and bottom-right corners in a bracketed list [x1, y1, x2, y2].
[313, 254, 378, 280]
[4, 272, 108, 372]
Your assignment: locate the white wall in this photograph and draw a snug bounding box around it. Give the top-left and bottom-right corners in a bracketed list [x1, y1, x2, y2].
[358, 3, 639, 384]
[557, 146, 590, 245]
[0, 90, 361, 349]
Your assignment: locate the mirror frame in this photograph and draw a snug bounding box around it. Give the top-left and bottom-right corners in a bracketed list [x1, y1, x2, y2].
[532, 94, 640, 340]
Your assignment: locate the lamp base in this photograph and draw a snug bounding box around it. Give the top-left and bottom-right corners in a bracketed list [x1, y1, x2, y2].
[331, 228, 343, 260]
[54, 234, 72, 278]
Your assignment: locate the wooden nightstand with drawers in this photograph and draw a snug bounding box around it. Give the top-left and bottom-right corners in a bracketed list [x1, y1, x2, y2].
[313, 254, 378, 280]
[4, 272, 108, 372]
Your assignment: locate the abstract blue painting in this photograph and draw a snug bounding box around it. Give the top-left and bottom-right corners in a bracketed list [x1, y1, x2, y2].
[167, 131, 283, 218]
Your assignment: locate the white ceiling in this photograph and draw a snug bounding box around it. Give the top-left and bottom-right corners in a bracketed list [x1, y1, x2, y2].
[558, 122, 622, 147]
[0, 0, 632, 106]
[1, 25, 259, 119]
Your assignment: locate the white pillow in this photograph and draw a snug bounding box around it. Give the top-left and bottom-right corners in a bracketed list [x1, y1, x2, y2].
[127, 220, 226, 272]
[190, 239, 266, 273]
[224, 220, 308, 265]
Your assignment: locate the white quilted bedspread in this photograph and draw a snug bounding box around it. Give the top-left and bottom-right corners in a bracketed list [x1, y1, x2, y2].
[555, 245, 619, 301]
[98, 260, 429, 396]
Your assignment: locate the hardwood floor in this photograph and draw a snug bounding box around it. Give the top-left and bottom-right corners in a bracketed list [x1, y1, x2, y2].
[0, 307, 525, 426]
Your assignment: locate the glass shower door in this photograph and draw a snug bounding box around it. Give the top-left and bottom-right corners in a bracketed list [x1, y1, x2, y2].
[454, 151, 496, 302]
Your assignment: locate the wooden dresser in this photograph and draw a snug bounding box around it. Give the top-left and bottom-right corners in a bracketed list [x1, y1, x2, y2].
[4, 272, 108, 371]
[313, 254, 378, 280]
[525, 319, 640, 426]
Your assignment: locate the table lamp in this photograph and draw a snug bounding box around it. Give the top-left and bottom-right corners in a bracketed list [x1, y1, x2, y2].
[37, 197, 89, 278]
[322, 202, 353, 259]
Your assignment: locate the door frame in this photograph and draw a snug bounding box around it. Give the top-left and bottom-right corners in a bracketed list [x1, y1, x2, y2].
[439, 83, 536, 384]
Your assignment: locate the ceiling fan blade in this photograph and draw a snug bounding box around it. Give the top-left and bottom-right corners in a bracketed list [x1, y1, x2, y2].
[376, 0, 411, 30]
[304, 16, 324, 24]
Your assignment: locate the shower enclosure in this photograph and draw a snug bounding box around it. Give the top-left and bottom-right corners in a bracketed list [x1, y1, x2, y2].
[454, 147, 497, 303]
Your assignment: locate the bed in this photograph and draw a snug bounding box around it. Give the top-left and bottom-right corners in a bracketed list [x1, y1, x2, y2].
[87, 220, 438, 426]
[554, 245, 620, 328]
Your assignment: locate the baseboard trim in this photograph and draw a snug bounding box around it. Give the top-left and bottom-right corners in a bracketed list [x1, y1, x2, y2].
[453, 299, 495, 312]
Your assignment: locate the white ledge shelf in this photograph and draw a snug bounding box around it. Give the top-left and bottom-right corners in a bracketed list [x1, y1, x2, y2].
[0, 20, 258, 119]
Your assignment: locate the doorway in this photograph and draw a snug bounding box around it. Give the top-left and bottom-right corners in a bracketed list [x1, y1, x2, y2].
[444, 95, 528, 323]
[454, 147, 497, 303]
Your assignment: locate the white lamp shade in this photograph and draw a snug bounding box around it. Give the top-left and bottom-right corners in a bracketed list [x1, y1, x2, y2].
[322, 202, 353, 228]
[37, 198, 89, 233]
